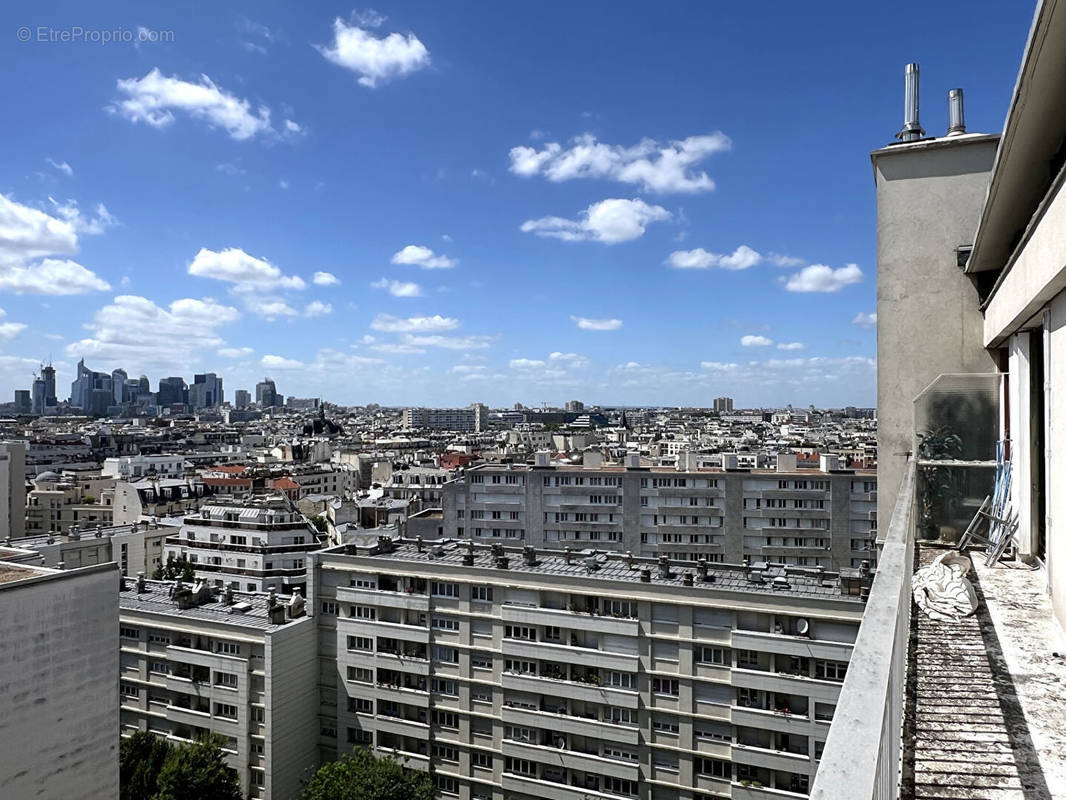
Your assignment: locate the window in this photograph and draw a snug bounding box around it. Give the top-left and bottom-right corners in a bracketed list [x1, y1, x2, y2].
[347, 666, 373, 683]
[149, 660, 169, 675]
[472, 585, 493, 602]
[320, 601, 338, 615]
[433, 616, 460, 632]
[432, 678, 458, 696]
[471, 687, 492, 703]
[216, 641, 240, 656]
[603, 599, 636, 618]
[504, 659, 536, 675]
[652, 677, 679, 696]
[214, 703, 238, 719]
[471, 651, 493, 669]
[434, 710, 459, 729]
[351, 577, 376, 589]
[348, 697, 373, 714]
[736, 649, 760, 668]
[473, 752, 492, 768]
[433, 744, 459, 763]
[604, 745, 639, 761]
[604, 671, 634, 689]
[505, 725, 536, 742]
[697, 646, 728, 665]
[605, 706, 634, 725]
[432, 645, 459, 664]
[505, 757, 535, 776]
[120, 683, 140, 699]
[347, 727, 372, 745]
[603, 777, 637, 797]
[214, 671, 238, 688]
[432, 581, 459, 598]
[696, 758, 731, 779]
[652, 715, 680, 734]
[504, 624, 536, 641]
[120, 626, 140, 640]
[815, 660, 848, 681]
[352, 605, 376, 620]
[147, 632, 170, 645]
[347, 635, 373, 652]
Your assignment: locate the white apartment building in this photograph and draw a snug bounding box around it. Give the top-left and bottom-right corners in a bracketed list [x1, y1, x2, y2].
[102, 453, 186, 479]
[0, 440, 26, 539]
[12, 520, 172, 576]
[164, 495, 323, 593]
[0, 559, 119, 798]
[403, 405, 487, 433]
[308, 538, 868, 800]
[442, 457, 877, 571]
[118, 577, 317, 800]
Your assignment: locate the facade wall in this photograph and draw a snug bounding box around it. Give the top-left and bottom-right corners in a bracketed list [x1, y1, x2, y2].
[873, 136, 1000, 532]
[0, 563, 119, 798]
[311, 549, 862, 800]
[1046, 290, 1066, 625]
[0, 440, 26, 539]
[443, 466, 876, 571]
[264, 616, 321, 799]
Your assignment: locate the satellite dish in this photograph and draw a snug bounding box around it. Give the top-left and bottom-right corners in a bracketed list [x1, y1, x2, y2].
[796, 618, 810, 636]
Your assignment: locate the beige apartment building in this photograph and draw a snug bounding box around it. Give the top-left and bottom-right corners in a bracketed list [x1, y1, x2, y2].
[118, 577, 318, 800]
[309, 537, 868, 800]
[442, 455, 877, 571]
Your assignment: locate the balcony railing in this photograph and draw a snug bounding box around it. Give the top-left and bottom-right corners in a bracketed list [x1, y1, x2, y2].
[811, 459, 914, 800]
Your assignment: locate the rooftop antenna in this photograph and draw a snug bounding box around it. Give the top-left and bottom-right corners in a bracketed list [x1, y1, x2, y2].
[896, 63, 925, 142]
[947, 88, 966, 136]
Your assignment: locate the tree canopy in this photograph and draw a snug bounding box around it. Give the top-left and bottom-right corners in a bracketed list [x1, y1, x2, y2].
[302, 747, 435, 800]
[152, 553, 195, 581]
[119, 733, 242, 800]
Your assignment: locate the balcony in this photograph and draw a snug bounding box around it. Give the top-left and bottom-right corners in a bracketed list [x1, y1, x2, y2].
[812, 460, 1066, 798]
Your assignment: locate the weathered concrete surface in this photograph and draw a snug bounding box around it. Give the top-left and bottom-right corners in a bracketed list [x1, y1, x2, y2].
[903, 544, 1066, 799]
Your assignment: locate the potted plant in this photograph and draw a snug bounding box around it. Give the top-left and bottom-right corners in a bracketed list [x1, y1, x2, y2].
[917, 427, 963, 540]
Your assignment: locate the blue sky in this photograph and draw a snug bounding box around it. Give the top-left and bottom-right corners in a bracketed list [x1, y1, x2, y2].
[0, 1, 1033, 408]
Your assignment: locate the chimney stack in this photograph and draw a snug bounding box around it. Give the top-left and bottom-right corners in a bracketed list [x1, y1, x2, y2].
[947, 88, 966, 136]
[897, 63, 925, 142]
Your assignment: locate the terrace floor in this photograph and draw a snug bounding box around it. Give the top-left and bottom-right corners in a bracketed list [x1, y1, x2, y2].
[902, 543, 1066, 799]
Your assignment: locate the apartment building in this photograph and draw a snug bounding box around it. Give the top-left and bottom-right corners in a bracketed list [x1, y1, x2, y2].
[0, 440, 26, 539]
[308, 537, 868, 800]
[24, 470, 115, 535]
[0, 559, 119, 798]
[442, 455, 877, 571]
[163, 495, 323, 593]
[118, 577, 317, 800]
[102, 453, 186, 480]
[111, 476, 211, 525]
[11, 520, 171, 576]
[403, 404, 488, 433]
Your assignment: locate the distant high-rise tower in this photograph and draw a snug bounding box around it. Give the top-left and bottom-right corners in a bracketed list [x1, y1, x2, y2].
[256, 378, 279, 407]
[111, 368, 128, 405]
[713, 396, 734, 413]
[234, 389, 251, 408]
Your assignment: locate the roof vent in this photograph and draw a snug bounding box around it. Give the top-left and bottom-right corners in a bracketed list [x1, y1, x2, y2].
[229, 601, 252, 614]
[947, 88, 966, 136]
[583, 556, 600, 573]
[429, 545, 445, 558]
[639, 567, 651, 582]
[897, 63, 925, 142]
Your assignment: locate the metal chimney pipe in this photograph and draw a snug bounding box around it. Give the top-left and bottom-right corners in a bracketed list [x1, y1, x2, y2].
[947, 88, 966, 135]
[897, 63, 925, 142]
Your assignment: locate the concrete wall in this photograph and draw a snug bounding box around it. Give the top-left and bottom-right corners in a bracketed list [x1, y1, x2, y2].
[1046, 291, 1066, 627]
[0, 562, 119, 797]
[265, 616, 319, 800]
[873, 136, 1001, 531]
[0, 440, 26, 539]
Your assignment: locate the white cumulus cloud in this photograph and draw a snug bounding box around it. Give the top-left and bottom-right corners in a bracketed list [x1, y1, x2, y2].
[391, 245, 456, 269]
[510, 358, 546, 369]
[217, 346, 253, 358]
[666, 245, 762, 270]
[0, 194, 111, 294]
[741, 335, 773, 347]
[110, 68, 279, 141]
[261, 354, 305, 370]
[852, 311, 877, 328]
[782, 263, 863, 293]
[316, 18, 430, 88]
[777, 341, 807, 351]
[371, 277, 422, 297]
[522, 198, 670, 244]
[45, 158, 73, 176]
[370, 313, 459, 333]
[509, 132, 730, 193]
[303, 301, 333, 317]
[188, 247, 306, 291]
[312, 271, 340, 286]
[571, 315, 622, 331]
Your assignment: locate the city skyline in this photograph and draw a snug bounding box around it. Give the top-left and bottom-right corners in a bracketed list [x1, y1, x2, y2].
[0, 2, 1032, 407]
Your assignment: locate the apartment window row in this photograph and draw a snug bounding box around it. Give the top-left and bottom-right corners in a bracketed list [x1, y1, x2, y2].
[544, 475, 622, 487]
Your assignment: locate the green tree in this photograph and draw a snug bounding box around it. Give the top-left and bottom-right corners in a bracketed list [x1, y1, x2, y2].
[309, 514, 329, 533]
[302, 747, 435, 800]
[120, 731, 172, 800]
[152, 735, 242, 800]
[152, 553, 194, 581]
